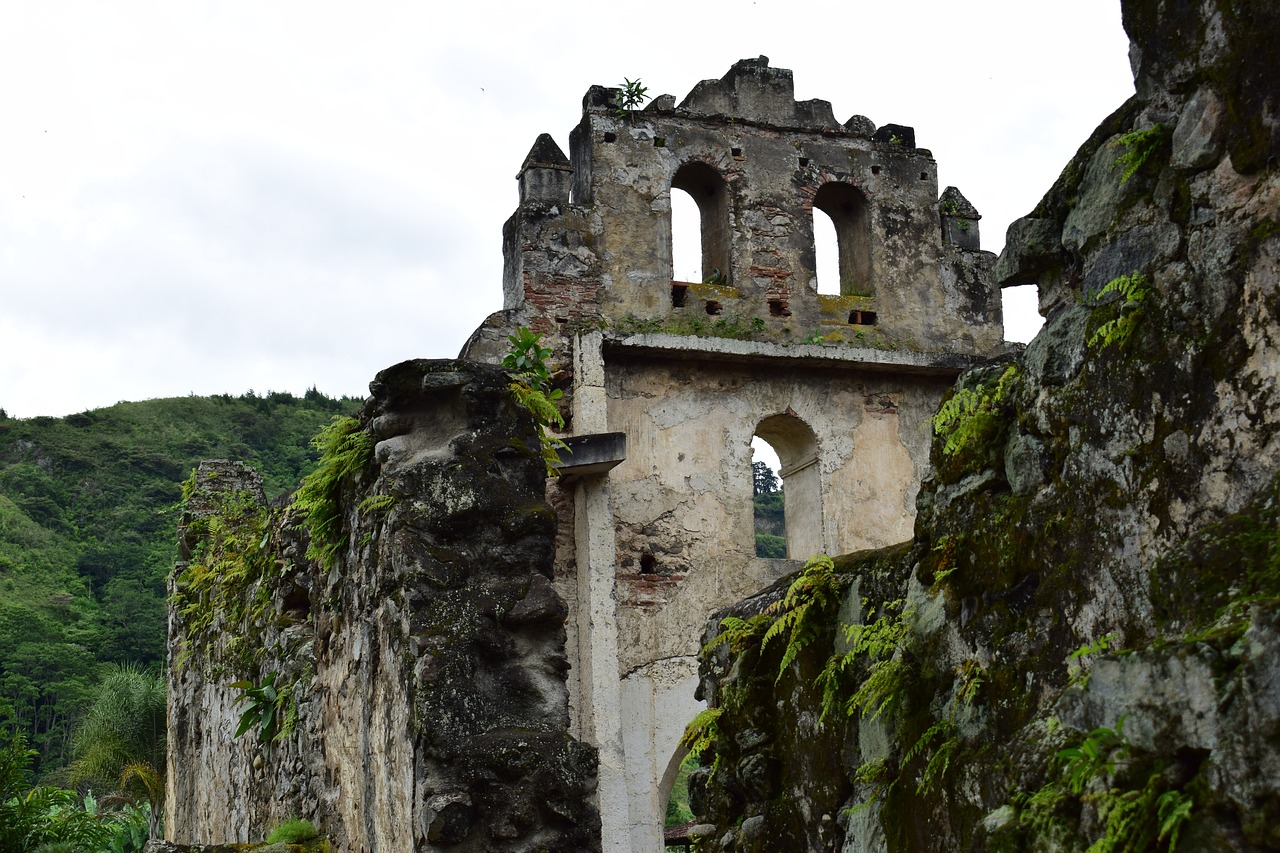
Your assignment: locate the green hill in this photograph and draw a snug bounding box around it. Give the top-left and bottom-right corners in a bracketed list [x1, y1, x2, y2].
[0, 389, 360, 778]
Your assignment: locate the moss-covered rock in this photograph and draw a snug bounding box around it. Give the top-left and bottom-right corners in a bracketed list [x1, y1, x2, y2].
[689, 0, 1280, 849]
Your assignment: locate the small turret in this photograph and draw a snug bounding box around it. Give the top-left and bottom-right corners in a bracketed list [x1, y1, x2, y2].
[517, 133, 572, 204]
[939, 186, 981, 249]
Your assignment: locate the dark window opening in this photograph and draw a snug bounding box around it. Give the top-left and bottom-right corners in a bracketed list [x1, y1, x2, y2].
[671, 284, 689, 308]
[769, 299, 791, 317]
[705, 300, 722, 315]
[798, 157, 810, 167]
[849, 310, 878, 326]
[603, 132, 617, 143]
[639, 553, 657, 574]
[871, 165, 881, 176]
[920, 172, 928, 180]
[730, 147, 743, 158]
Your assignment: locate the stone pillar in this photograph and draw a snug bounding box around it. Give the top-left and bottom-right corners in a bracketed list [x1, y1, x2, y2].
[570, 331, 633, 851]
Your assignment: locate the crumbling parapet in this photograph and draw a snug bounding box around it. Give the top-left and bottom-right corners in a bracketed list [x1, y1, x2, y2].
[166, 360, 599, 852]
[465, 55, 1005, 372]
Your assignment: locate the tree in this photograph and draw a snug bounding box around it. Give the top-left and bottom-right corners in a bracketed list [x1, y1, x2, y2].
[67, 664, 165, 839]
[752, 461, 780, 496]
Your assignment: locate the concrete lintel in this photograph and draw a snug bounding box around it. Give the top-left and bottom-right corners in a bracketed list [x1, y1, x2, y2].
[601, 333, 989, 376]
[556, 432, 627, 476]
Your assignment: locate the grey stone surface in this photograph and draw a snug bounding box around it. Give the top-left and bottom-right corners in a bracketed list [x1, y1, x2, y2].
[166, 360, 599, 852]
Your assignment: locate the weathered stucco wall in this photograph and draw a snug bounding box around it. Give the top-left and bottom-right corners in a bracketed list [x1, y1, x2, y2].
[688, 0, 1280, 849]
[601, 345, 952, 674]
[459, 58, 1011, 853]
[166, 360, 599, 851]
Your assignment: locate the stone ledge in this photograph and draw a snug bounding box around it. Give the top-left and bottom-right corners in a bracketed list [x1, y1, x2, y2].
[602, 332, 993, 376]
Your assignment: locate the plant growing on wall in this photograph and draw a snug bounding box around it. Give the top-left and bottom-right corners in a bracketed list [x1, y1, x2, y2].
[931, 365, 1020, 458]
[230, 672, 295, 760]
[1088, 272, 1149, 351]
[1003, 714, 1195, 852]
[503, 327, 568, 476]
[291, 415, 373, 569]
[614, 77, 650, 122]
[1113, 124, 1170, 184]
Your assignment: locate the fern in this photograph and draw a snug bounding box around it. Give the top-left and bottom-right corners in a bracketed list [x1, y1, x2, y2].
[931, 365, 1019, 457]
[1007, 714, 1194, 853]
[290, 415, 372, 569]
[816, 597, 911, 722]
[905, 720, 960, 795]
[1088, 272, 1149, 351]
[1113, 124, 1169, 184]
[762, 554, 842, 682]
[702, 613, 771, 656]
[680, 707, 723, 759]
[358, 493, 396, 516]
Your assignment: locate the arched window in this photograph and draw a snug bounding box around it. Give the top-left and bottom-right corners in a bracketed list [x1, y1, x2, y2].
[812, 182, 872, 297]
[753, 414, 823, 560]
[671, 162, 730, 290]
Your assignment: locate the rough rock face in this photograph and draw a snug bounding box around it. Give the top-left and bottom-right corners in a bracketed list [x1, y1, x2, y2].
[166, 360, 599, 851]
[689, 0, 1280, 850]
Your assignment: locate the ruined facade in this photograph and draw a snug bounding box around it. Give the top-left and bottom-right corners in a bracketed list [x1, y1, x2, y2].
[463, 57, 1009, 852]
[164, 59, 1014, 851]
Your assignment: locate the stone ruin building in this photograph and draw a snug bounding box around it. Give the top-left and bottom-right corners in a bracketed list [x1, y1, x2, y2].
[461, 55, 1011, 852]
[165, 57, 1014, 851]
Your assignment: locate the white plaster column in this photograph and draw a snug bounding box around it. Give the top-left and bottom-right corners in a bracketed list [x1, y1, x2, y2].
[570, 332, 631, 852]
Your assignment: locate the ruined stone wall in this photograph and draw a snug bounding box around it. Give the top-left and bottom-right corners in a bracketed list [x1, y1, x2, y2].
[166, 360, 599, 852]
[688, 0, 1280, 849]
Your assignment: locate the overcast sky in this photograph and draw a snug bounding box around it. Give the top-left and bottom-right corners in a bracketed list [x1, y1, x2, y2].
[0, 1, 1135, 419]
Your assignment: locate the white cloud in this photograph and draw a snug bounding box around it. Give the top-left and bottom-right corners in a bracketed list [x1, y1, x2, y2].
[0, 0, 1133, 417]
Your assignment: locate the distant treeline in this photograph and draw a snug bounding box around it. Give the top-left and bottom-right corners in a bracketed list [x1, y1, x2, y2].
[0, 388, 361, 779]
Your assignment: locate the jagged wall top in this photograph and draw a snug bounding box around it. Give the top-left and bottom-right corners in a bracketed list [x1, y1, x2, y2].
[580, 56, 888, 137]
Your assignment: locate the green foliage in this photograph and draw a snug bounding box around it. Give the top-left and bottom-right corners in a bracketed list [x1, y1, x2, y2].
[1007, 714, 1195, 852]
[816, 597, 911, 723]
[931, 365, 1020, 457]
[1088, 272, 1150, 351]
[754, 533, 786, 558]
[1057, 717, 1127, 796]
[753, 488, 785, 557]
[702, 613, 771, 656]
[266, 817, 321, 844]
[751, 461, 779, 496]
[503, 328, 568, 476]
[1067, 633, 1121, 683]
[291, 416, 373, 569]
[171, 487, 276, 673]
[679, 707, 723, 761]
[67, 663, 165, 815]
[614, 77, 650, 120]
[762, 555, 842, 682]
[0, 390, 355, 773]
[664, 752, 699, 828]
[1113, 124, 1170, 184]
[0, 730, 115, 852]
[230, 672, 294, 760]
[903, 719, 959, 795]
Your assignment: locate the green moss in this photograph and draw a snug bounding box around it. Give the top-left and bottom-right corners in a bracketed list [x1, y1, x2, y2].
[1151, 468, 1280, 636]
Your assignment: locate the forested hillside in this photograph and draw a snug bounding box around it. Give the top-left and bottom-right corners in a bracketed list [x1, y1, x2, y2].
[0, 389, 360, 778]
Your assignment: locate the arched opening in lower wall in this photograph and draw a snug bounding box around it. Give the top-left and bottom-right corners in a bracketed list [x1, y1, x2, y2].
[754, 413, 823, 560]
